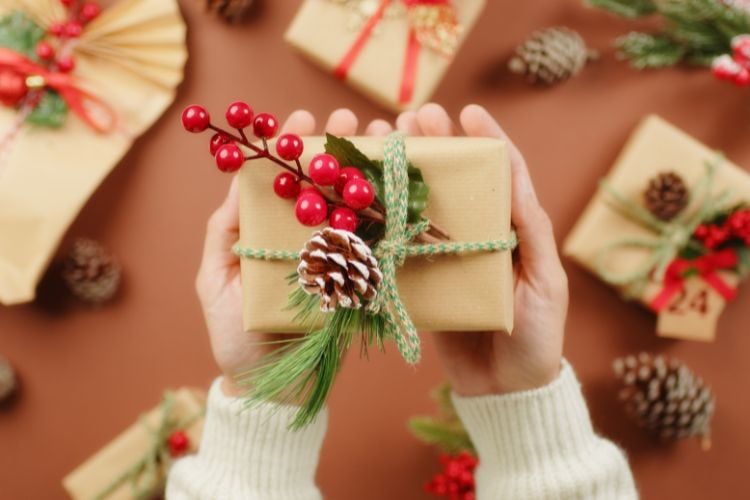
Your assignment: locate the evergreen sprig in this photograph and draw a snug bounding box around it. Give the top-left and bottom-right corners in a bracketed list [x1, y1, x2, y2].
[409, 384, 475, 454]
[589, 0, 750, 68]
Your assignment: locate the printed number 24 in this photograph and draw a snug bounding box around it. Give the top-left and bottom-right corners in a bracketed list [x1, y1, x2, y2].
[668, 287, 709, 315]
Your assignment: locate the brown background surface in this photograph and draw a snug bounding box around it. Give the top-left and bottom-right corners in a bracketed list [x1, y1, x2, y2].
[1, 0, 749, 499]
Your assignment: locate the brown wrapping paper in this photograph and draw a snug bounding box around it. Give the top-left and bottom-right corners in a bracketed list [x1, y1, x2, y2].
[62, 388, 206, 500]
[239, 136, 514, 334]
[284, 0, 485, 113]
[563, 115, 750, 341]
[0, 0, 187, 305]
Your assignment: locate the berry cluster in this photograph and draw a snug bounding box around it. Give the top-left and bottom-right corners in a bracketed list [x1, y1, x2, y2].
[181, 102, 377, 232]
[166, 429, 190, 458]
[694, 208, 750, 249]
[711, 35, 750, 86]
[424, 452, 477, 500]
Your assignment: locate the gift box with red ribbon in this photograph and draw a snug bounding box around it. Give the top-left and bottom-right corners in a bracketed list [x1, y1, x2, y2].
[564, 115, 750, 342]
[285, 0, 485, 113]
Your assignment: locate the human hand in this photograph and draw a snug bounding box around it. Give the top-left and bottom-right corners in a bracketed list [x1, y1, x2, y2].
[196, 109, 395, 397]
[396, 103, 568, 397]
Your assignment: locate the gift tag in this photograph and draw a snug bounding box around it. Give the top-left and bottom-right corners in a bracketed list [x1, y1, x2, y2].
[656, 274, 737, 342]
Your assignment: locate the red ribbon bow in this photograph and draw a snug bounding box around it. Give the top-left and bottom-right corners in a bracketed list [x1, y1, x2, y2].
[0, 47, 116, 133]
[650, 248, 739, 311]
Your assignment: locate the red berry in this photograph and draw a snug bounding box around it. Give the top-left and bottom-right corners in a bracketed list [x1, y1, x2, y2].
[0, 70, 29, 106]
[226, 101, 254, 129]
[35, 41, 55, 60]
[295, 192, 328, 226]
[308, 153, 340, 186]
[48, 22, 65, 37]
[215, 143, 244, 172]
[329, 207, 359, 232]
[275, 133, 304, 161]
[209, 132, 232, 155]
[80, 3, 101, 22]
[342, 178, 374, 210]
[252, 112, 278, 139]
[56, 56, 75, 73]
[335, 166, 364, 195]
[273, 172, 301, 199]
[64, 21, 83, 38]
[182, 105, 210, 133]
[732, 35, 750, 64]
[167, 430, 190, 457]
[60, 0, 74, 6]
[734, 67, 750, 87]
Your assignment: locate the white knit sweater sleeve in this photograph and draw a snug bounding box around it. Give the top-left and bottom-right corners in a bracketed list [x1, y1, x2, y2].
[452, 361, 638, 500]
[166, 378, 327, 500]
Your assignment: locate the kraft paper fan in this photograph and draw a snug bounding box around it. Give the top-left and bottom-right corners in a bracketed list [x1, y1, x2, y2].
[0, 0, 187, 305]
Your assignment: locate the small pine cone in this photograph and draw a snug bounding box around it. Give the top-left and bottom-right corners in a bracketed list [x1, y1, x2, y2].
[0, 356, 16, 403]
[508, 27, 596, 85]
[298, 228, 383, 312]
[205, 0, 255, 23]
[644, 172, 689, 221]
[613, 352, 714, 448]
[62, 238, 121, 305]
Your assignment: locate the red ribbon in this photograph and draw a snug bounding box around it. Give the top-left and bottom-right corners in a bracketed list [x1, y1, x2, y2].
[0, 48, 116, 133]
[334, 0, 451, 106]
[650, 248, 739, 311]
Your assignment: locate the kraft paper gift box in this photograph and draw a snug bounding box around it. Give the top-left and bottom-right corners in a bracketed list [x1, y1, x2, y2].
[239, 136, 514, 334]
[564, 115, 750, 342]
[63, 388, 205, 500]
[285, 0, 486, 113]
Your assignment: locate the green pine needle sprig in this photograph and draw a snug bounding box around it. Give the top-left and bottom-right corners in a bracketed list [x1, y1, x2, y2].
[409, 384, 475, 454]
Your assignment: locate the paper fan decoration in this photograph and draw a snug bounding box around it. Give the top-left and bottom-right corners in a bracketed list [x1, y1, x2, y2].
[0, 0, 187, 305]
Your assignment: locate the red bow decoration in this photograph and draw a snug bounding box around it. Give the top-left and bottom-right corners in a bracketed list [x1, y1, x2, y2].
[0, 48, 116, 133]
[333, 0, 461, 106]
[650, 248, 739, 312]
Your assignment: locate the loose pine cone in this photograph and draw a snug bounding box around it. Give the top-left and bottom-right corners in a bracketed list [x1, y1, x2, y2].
[508, 27, 596, 85]
[0, 356, 16, 403]
[298, 228, 383, 312]
[62, 238, 121, 305]
[644, 172, 689, 221]
[205, 0, 256, 23]
[613, 352, 714, 448]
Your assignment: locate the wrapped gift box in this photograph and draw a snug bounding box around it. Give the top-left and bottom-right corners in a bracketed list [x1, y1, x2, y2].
[285, 0, 486, 113]
[238, 136, 514, 334]
[62, 388, 205, 500]
[564, 115, 750, 341]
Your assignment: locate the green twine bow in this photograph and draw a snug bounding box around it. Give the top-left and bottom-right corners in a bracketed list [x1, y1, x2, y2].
[93, 392, 204, 500]
[233, 132, 517, 364]
[595, 158, 731, 297]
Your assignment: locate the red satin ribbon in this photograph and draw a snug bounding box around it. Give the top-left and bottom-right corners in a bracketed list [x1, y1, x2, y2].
[650, 249, 739, 311]
[334, 0, 448, 106]
[0, 48, 116, 133]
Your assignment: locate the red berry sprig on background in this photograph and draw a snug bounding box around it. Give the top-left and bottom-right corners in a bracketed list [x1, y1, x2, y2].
[424, 452, 477, 500]
[167, 429, 190, 458]
[712, 35, 750, 87]
[181, 102, 381, 233]
[33, 1, 101, 75]
[693, 208, 750, 249]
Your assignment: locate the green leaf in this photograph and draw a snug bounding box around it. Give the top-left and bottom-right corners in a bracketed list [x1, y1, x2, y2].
[0, 11, 46, 59]
[408, 417, 475, 455]
[736, 246, 750, 277]
[26, 90, 68, 128]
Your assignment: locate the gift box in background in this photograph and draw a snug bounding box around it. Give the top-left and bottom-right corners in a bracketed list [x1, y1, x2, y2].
[0, 0, 187, 305]
[238, 135, 514, 334]
[285, 0, 485, 113]
[62, 388, 205, 500]
[564, 115, 750, 342]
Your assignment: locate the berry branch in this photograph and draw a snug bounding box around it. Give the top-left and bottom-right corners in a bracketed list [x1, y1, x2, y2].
[182, 102, 448, 242]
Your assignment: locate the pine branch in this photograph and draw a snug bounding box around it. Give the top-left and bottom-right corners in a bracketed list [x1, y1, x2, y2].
[618, 33, 687, 67]
[409, 418, 475, 455]
[587, 0, 657, 18]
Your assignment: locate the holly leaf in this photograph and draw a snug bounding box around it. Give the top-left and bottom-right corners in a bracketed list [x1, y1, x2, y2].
[736, 246, 750, 277]
[26, 91, 68, 128]
[0, 12, 45, 59]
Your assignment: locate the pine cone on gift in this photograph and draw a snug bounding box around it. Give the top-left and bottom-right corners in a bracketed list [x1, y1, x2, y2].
[508, 27, 597, 85]
[298, 228, 383, 312]
[613, 352, 715, 448]
[0, 356, 17, 403]
[205, 0, 256, 23]
[644, 172, 689, 221]
[61, 238, 121, 305]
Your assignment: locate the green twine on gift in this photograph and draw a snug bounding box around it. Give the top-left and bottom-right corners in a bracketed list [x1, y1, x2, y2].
[232, 132, 517, 365]
[595, 157, 732, 298]
[92, 392, 204, 500]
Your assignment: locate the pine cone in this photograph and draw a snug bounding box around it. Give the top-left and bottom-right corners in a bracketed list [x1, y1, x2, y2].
[205, 0, 256, 23]
[613, 352, 714, 448]
[644, 172, 689, 221]
[0, 356, 16, 403]
[298, 228, 383, 312]
[62, 238, 121, 305]
[508, 27, 596, 85]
